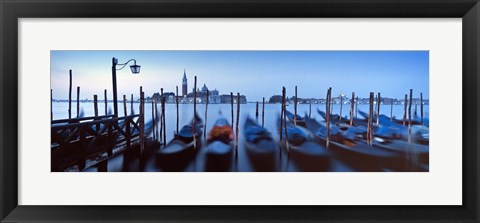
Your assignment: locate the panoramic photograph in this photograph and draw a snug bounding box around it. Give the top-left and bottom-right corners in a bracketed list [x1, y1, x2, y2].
[50, 50, 429, 172]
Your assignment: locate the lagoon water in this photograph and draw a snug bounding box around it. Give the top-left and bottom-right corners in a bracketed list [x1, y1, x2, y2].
[52, 102, 429, 172]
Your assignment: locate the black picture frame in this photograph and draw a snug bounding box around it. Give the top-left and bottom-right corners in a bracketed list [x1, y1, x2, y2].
[1, 0, 479, 222]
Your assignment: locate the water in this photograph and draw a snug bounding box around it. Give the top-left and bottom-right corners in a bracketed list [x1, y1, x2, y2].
[52, 102, 429, 172]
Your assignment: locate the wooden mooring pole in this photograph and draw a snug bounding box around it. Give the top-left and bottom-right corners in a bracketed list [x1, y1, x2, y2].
[283, 87, 289, 155]
[309, 102, 312, 119]
[51, 89, 53, 121]
[176, 86, 179, 134]
[123, 95, 127, 117]
[160, 88, 164, 143]
[408, 89, 413, 143]
[153, 95, 158, 142]
[326, 88, 331, 148]
[193, 76, 197, 150]
[262, 97, 265, 127]
[93, 95, 99, 131]
[294, 85, 297, 126]
[151, 100, 155, 141]
[350, 92, 355, 126]
[390, 99, 393, 121]
[368, 92, 374, 146]
[420, 93, 424, 125]
[68, 69, 72, 120]
[376, 92, 381, 126]
[104, 89, 108, 115]
[204, 90, 209, 141]
[162, 92, 166, 147]
[339, 94, 343, 121]
[355, 96, 359, 118]
[76, 87, 80, 118]
[235, 92, 240, 160]
[230, 92, 234, 130]
[279, 87, 284, 156]
[403, 94, 407, 126]
[140, 89, 145, 156]
[255, 101, 259, 122]
[131, 94, 134, 115]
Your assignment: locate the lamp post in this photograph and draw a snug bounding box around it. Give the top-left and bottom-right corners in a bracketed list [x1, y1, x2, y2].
[111, 57, 141, 117]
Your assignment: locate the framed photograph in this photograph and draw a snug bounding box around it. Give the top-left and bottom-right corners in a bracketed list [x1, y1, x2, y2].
[1, 0, 479, 222]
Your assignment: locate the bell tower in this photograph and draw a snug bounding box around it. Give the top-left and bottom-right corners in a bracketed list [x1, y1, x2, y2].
[182, 69, 188, 96]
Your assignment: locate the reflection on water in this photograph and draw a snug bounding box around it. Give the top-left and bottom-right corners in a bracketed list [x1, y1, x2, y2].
[53, 102, 429, 172]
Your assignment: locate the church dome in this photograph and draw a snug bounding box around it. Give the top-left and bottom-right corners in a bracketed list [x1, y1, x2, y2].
[201, 84, 208, 92]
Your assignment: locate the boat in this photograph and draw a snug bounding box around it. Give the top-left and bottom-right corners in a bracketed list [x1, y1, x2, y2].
[155, 113, 203, 171]
[243, 117, 277, 171]
[317, 109, 367, 127]
[304, 117, 411, 172]
[285, 110, 307, 127]
[204, 116, 234, 171]
[355, 111, 429, 166]
[279, 119, 331, 171]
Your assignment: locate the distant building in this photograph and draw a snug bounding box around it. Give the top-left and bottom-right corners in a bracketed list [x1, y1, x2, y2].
[220, 94, 247, 104]
[182, 69, 188, 97]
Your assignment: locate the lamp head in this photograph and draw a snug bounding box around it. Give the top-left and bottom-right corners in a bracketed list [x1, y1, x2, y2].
[130, 64, 141, 74]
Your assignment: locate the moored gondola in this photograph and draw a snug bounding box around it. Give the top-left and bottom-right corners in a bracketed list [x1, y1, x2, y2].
[279, 119, 331, 171]
[243, 116, 277, 171]
[204, 116, 234, 171]
[155, 113, 203, 171]
[304, 117, 410, 172]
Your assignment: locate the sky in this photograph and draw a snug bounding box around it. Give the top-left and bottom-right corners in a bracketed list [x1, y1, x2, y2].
[51, 51, 429, 102]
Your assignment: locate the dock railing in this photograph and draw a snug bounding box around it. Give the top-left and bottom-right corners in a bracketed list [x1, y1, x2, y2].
[51, 114, 141, 171]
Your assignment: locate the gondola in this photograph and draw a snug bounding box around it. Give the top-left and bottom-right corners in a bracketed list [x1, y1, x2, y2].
[155, 113, 203, 171]
[243, 117, 277, 171]
[279, 119, 331, 171]
[304, 117, 410, 172]
[285, 110, 307, 127]
[204, 117, 234, 171]
[317, 109, 367, 127]
[355, 111, 429, 165]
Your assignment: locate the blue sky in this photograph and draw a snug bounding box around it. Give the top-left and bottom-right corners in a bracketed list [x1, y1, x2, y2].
[51, 51, 429, 102]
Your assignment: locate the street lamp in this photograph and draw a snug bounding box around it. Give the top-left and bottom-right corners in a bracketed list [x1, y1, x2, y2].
[112, 57, 141, 117]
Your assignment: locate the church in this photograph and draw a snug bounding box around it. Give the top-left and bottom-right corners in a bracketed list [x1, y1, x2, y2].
[181, 70, 221, 104]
